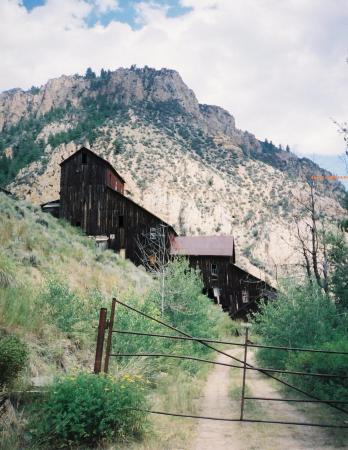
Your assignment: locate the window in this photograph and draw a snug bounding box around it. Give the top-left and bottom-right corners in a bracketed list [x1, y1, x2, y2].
[149, 227, 157, 240]
[211, 263, 218, 277]
[242, 289, 249, 304]
[82, 153, 87, 165]
[119, 215, 124, 228]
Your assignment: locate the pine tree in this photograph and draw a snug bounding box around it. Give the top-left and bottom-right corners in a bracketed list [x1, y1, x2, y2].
[85, 67, 96, 80]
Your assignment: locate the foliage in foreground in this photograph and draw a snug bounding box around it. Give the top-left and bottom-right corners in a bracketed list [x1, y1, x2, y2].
[0, 334, 28, 389]
[29, 372, 148, 448]
[251, 282, 348, 401]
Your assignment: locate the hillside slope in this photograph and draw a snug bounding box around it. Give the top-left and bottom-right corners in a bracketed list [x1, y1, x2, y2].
[0, 191, 152, 380]
[0, 66, 345, 278]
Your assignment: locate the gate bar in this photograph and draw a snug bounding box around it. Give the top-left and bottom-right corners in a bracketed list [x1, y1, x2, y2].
[244, 396, 348, 404]
[94, 307, 107, 374]
[111, 353, 346, 378]
[240, 327, 249, 420]
[112, 299, 348, 415]
[104, 298, 117, 373]
[113, 329, 348, 355]
[135, 409, 348, 428]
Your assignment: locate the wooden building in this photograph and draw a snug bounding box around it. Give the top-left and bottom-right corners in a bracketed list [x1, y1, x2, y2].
[171, 236, 275, 318]
[40, 146, 275, 318]
[59, 147, 176, 264]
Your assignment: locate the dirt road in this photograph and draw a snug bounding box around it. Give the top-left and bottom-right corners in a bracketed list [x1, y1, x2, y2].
[192, 349, 346, 450]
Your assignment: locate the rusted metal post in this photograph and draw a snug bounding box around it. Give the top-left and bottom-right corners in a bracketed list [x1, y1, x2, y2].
[240, 326, 249, 421]
[94, 308, 107, 374]
[104, 298, 117, 373]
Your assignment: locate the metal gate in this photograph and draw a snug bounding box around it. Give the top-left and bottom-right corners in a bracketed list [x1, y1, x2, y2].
[94, 298, 348, 429]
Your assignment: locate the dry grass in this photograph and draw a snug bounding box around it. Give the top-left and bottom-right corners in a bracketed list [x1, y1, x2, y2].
[121, 365, 211, 450]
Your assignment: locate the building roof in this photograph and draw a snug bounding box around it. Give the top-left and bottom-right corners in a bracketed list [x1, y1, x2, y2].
[106, 186, 177, 236]
[171, 235, 235, 259]
[60, 147, 126, 184]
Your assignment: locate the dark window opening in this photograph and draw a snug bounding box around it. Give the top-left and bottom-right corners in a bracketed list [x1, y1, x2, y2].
[149, 227, 157, 240]
[82, 153, 87, 165]
[211, 263, 218, 277]
[242, 289, 249, 304]
[119, 215, 124, 228]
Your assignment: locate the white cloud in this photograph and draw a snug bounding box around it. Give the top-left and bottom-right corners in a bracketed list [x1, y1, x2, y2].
[1, 0, 348, 156]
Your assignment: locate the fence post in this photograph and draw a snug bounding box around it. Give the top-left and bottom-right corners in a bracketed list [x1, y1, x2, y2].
[104, 298, 117, 373]
[94, 307, 107, 374]
[240, 326, 249, 421]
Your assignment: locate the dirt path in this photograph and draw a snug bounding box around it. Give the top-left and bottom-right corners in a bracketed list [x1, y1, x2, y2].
[192, 349, 345, 450]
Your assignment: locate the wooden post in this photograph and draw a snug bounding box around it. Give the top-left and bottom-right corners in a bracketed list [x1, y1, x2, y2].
[240, 326, 249, 420]
[104, 298, 117, 373]
[94, 308, 107, 374]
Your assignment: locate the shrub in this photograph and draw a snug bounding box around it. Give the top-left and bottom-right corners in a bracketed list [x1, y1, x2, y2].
[0, 252, 16, 288]
[251, 282, 348, 401]
[38, 278, 105, 334]
[29, 372, 148, 447]
[0, 334, 28, 388]
[286, 339, 348, 401]
[251, 282, 338, 369]
[39, 279, 85, 332]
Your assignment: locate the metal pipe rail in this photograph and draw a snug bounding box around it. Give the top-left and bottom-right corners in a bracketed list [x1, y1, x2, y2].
[112, 353, 348, 379]
[244, 396, 348, 404]
[133, 409, 348, 429]
[113, 329, 348, 355]
[112, 299, 348, 415]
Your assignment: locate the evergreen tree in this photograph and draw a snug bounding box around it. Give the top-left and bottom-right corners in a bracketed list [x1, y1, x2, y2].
[85, 67, 96, 80]
[286, 144, 290, 152]
[100, 68, 111, 80]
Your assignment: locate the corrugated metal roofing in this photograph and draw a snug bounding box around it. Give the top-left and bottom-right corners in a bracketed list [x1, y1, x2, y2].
[171, 235, 235, 257]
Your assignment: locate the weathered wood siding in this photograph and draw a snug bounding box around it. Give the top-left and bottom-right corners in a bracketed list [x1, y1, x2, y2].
[186, 255, 274, 318]
[188, 255, 233, 310]
[60, 150, 174, 265]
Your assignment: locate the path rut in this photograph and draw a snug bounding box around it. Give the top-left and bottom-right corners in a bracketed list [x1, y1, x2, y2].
[191, 349, 346, 450]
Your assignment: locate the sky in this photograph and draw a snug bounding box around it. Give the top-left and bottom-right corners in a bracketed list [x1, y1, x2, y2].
[1, 0, 348, 176]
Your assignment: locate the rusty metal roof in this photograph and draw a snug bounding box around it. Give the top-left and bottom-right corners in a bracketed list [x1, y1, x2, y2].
[171, 235, 235, 259]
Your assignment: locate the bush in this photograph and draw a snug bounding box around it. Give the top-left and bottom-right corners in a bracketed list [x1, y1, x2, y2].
[30, 372, 148, 447]
[0, 334, 28, 388]
[0, 252, 16, 288]
[251, 282, 338, 369]
[286, 339, 348, 401]
[251, 282, 348, 401]
[39, 279, 100, 333]
[39, 279, 85, 332]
